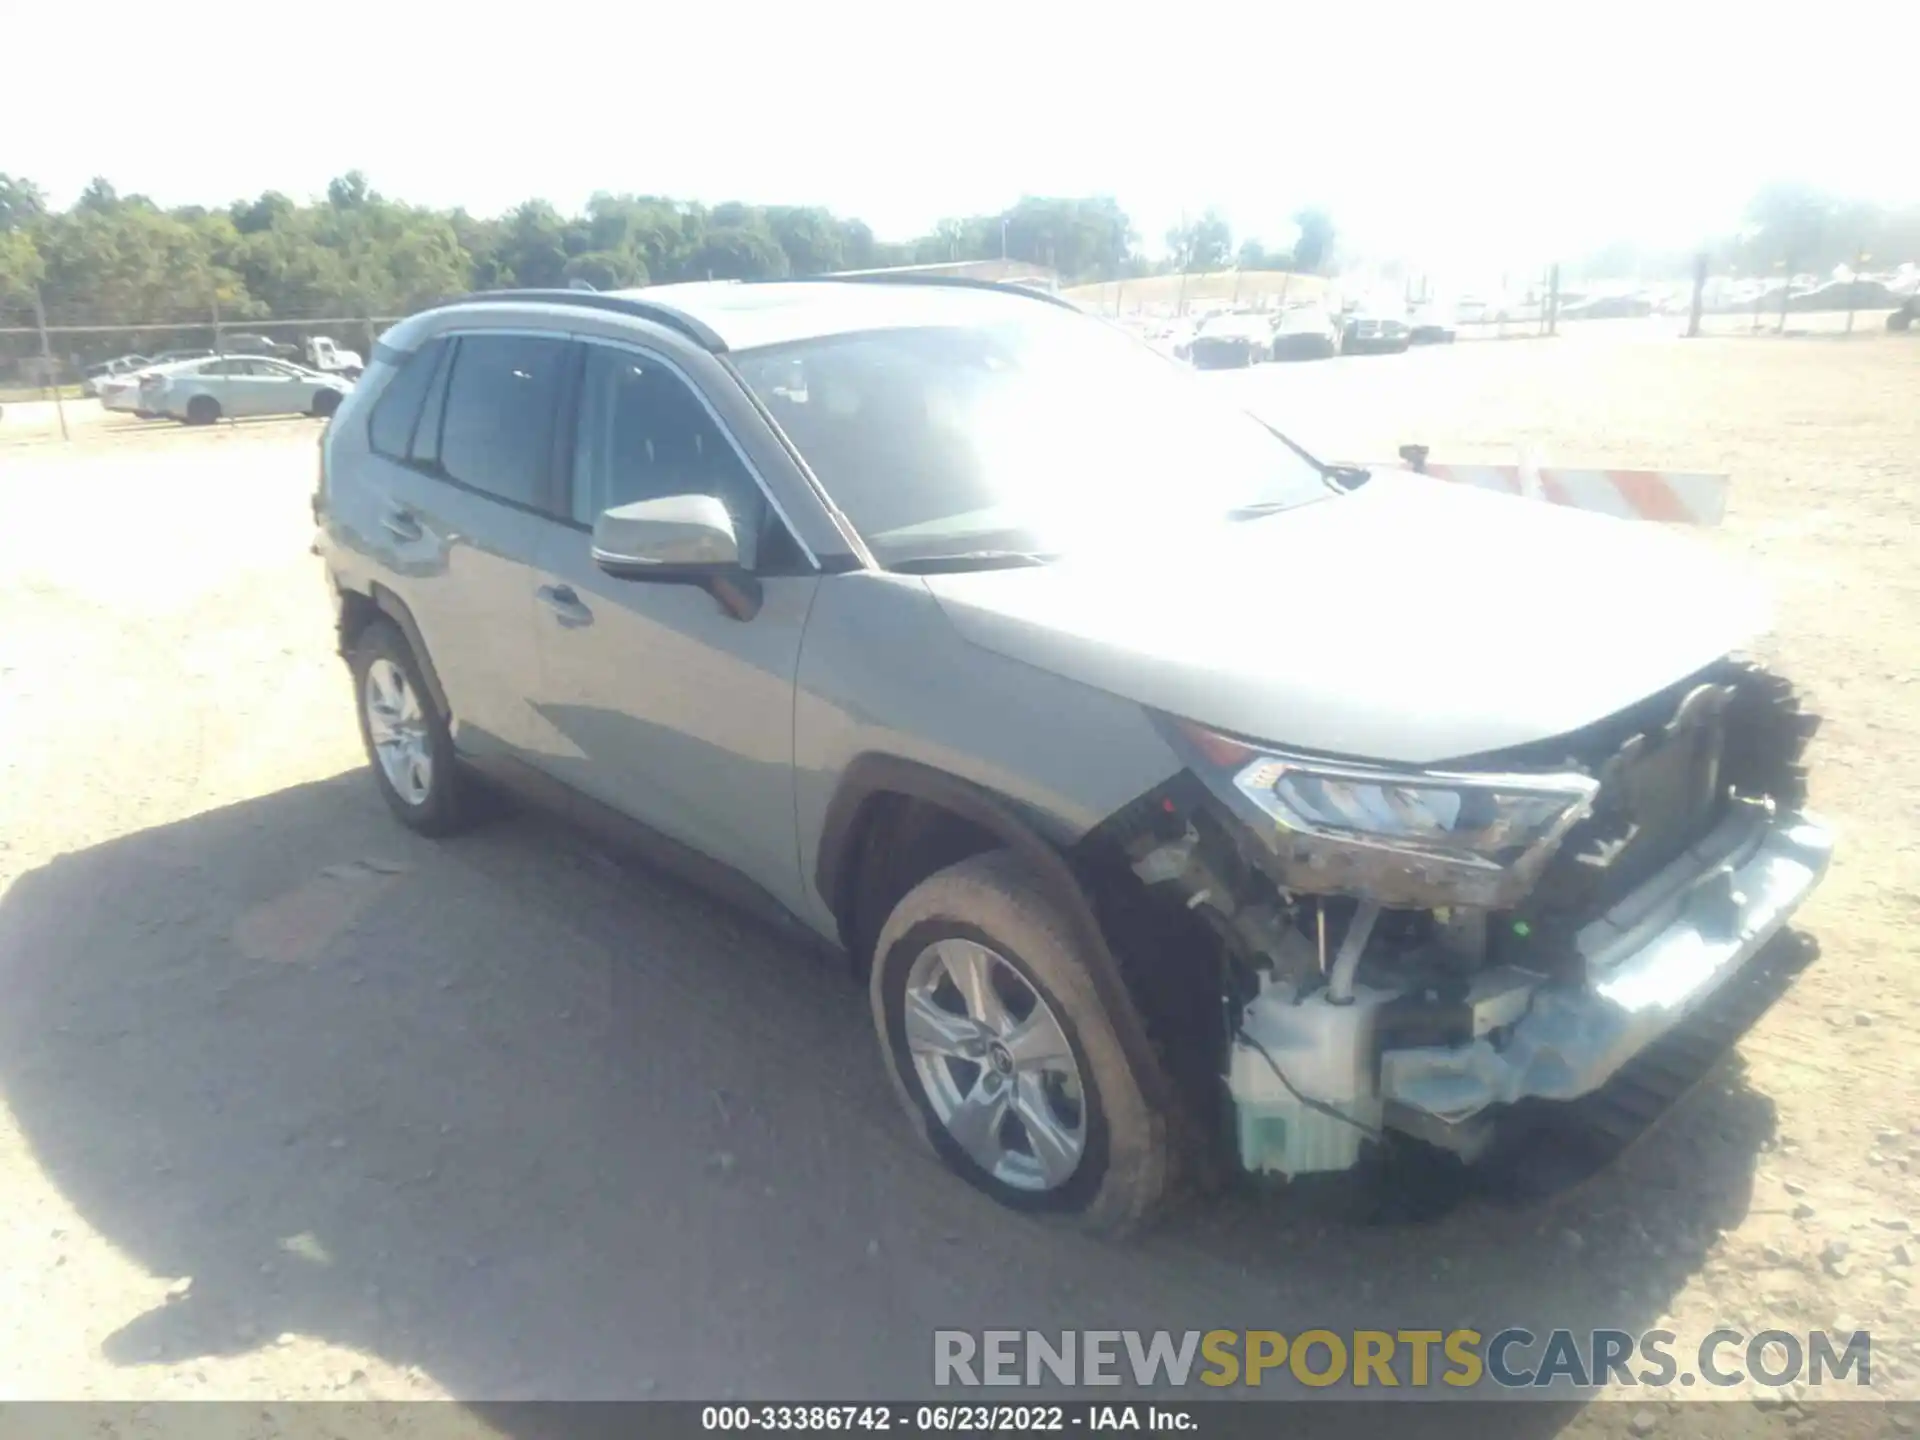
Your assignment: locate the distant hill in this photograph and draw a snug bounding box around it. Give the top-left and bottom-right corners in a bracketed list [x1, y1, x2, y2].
[1064, 271, 1331, 312]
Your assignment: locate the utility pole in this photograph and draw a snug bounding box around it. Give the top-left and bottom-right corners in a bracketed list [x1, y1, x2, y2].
[1846, 249, 1867, 335]
[1174, 209, 1190, 318]
[1687, 252, 1707, 338]
[33, 289, 68, 441]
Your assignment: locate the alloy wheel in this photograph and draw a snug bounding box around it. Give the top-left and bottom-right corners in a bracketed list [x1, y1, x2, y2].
[901, 937, 1088, 1192]
[364, 658, 433, 806]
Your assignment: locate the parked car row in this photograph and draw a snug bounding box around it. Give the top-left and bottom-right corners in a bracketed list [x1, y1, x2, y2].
[94, 351, 353, 423]
[80, 335, 364, 404]
[1174, 302, 1448, 367]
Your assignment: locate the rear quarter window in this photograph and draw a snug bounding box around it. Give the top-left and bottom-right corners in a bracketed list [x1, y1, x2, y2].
[367, 338, 449, 461]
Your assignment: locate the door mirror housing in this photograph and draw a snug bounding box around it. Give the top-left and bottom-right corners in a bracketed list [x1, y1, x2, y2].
[592, 494, 740, 578]
[591, 494, 762, 620]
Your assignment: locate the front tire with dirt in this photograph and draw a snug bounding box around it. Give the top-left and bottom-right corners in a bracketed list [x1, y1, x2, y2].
[870, 851, 1177, 1234]
[347, 617, 474, 836]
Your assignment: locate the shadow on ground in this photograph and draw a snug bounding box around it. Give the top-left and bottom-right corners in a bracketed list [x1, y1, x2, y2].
[0, 772, 1792, 1431]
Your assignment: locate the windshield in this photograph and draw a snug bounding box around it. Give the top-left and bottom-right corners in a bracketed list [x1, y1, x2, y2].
[731, 309, 1330, 567]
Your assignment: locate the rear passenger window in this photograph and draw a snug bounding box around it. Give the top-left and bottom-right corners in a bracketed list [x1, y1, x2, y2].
[438, 334, 570, 509]
[368, 338, 447, 461]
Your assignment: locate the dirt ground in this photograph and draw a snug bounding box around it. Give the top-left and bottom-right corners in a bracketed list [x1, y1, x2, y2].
[1, 326, 1917, 1435]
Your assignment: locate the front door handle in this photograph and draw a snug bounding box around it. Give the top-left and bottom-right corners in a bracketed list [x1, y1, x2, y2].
[381, 507, 422, 542]
[536, 583, 594, 628]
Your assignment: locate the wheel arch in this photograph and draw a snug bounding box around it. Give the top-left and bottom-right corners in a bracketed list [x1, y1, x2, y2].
[338, 581, 453, 723]
[816, 754, 1178, 1115]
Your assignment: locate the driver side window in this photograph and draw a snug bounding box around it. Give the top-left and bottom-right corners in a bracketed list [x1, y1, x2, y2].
[570, 344, 771, 568]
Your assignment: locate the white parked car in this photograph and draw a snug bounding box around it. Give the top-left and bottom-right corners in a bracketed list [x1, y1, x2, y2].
[150, 356, 351, 424]
[82, 354, 152, 396]
[98, 355, 222, 417]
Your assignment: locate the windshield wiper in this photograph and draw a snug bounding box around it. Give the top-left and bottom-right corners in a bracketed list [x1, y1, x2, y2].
[1224, 500, 1298, 521]
[888, 551, 1057, 574]
[1323, 464, 1371, 491]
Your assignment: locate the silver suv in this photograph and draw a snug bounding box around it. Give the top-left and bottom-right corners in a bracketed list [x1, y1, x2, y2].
[316, 279, 1833, 1232]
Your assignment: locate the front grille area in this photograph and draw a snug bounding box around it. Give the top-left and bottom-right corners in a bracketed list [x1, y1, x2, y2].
[1483, 659, 1819, 967]
[1555, 681, 1734, 909]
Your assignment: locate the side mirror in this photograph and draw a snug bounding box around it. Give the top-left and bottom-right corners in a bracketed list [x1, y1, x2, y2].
[591, 494, 761, 619]
[592, 493, 739, 576]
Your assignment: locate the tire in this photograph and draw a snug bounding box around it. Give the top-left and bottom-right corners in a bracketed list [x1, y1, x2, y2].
[134, 409, 158, 420]
[185, 394, 221, 426]
[870, 851, 1176, 1234]
[347, 617, 473, 836]
[311, 389, 342, 419]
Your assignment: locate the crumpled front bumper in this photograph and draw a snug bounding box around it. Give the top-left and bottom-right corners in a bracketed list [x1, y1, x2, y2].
[1380, 803, 1835, 1126]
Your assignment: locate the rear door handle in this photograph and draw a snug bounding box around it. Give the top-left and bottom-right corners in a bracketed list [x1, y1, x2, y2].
[381, 507, 422, 542]
[536, 583, 594, 628]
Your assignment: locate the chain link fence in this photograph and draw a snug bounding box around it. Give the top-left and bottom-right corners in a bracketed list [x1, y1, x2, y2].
[1, 297, 410, 401]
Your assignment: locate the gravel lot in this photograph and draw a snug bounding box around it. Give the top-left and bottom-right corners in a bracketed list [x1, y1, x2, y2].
[2, 328, 1917, 1434]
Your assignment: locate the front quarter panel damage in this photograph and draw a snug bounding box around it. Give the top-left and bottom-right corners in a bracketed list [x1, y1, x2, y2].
[1087, 660, 1831, 1185]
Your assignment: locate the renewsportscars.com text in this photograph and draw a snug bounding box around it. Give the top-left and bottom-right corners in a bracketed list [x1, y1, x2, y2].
[933, 1329, 1873, 1391]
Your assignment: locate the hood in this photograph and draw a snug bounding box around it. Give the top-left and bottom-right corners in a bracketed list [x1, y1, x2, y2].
[922, 473, 1771, 766]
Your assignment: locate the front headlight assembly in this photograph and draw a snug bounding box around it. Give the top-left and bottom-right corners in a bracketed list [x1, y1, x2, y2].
[1167, 718, 1600, 909]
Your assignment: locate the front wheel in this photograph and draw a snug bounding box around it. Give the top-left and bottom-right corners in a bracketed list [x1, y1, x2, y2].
[870, 851, 1176, 1234]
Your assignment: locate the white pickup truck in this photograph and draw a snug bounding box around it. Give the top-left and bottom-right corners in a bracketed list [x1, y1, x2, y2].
[303, 337, 365, 380]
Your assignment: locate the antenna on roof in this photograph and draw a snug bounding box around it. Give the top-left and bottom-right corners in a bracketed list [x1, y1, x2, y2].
[568, 278, 597, 292]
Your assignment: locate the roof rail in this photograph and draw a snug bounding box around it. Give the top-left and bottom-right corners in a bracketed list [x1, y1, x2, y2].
[778, 272, 1082, 312]
[446, 288, 727, 352]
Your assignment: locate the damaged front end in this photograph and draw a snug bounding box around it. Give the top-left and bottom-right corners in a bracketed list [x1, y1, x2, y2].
[1084, 660, 1833, 1184]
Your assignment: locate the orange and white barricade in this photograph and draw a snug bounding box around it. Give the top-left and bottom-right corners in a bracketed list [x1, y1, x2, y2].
[1354, 447, 1729, 526]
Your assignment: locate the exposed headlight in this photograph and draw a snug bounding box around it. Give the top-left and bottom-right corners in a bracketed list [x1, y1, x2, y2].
[1229, 755, 1595, 870]
[1164, 717, 1600, 905]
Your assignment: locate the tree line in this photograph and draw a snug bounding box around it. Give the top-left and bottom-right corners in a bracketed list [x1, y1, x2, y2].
[0, 171, 1339, 330]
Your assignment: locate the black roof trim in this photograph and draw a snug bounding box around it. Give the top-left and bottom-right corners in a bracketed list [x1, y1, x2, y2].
[446, 288, 728, 352]
[754, 273, 1082, 312]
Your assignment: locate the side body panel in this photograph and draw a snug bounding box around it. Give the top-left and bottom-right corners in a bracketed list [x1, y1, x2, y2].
[526, 523, 821, 920]
[789, 571, 1184, 936]
[319, 346, 551, 757]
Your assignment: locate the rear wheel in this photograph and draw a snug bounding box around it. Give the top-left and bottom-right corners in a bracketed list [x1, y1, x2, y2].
[311, 389, 341, 419]
[185, 394, 221, 426]
[870, 851, 1177, 1234]
[347, 618, 474, 836]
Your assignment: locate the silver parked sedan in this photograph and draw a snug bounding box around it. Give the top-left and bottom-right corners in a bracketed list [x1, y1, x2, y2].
[153, 355, 351, 424]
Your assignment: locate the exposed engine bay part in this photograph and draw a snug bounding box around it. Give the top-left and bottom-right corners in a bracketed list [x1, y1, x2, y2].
[1093, 659, 1829, 1182]
[1325, 901, 1381, 1005]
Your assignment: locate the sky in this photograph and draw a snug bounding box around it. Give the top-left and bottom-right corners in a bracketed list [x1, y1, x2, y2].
[7, 0, 1917, 277]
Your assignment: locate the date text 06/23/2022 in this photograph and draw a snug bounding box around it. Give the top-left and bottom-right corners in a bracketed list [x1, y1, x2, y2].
[701, 1404, 1196, 1432]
